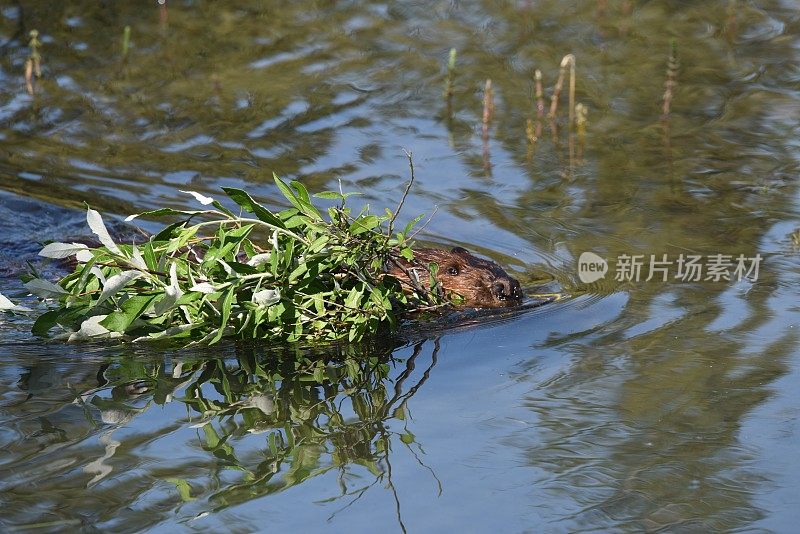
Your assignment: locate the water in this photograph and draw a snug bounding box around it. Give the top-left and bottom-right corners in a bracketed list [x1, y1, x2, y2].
[2, 1, 800, 531]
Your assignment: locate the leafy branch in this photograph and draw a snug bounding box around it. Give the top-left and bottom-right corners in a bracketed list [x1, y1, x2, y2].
[3, 173, 445, 345]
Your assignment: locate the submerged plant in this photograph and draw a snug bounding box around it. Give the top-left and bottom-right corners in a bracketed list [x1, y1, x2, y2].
[24, 29, 42, 95]
[9, 174, 445, 345]
[443, 47, 457, 104]
[481, 78, 494, 144]
[662, 39, 679, 120]
[121, 25, 132, 61]
[547, 53, 576, 128]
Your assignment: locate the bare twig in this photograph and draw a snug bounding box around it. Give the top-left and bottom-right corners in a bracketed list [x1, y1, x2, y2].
[388, 150, 416, 235]
[407, 205, 438, 240]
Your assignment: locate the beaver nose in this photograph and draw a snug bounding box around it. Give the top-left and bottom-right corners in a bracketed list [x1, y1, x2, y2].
[493, 278, 523, 302]
[493, 279, 515, 301]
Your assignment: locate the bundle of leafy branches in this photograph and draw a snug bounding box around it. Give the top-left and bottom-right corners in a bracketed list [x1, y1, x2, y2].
[15, 174, 448, 345]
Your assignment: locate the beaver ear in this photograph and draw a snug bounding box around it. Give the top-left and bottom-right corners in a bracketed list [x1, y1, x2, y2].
[451, 246, 470, 255]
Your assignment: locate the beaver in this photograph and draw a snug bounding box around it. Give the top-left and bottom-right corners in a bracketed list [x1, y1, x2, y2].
[386, 246, 523, 308]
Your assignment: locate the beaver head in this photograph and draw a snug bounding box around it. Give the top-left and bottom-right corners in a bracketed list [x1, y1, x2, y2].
[386, 246, 523, 308]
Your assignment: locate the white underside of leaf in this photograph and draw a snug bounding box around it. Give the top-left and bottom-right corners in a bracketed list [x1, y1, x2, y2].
[68, 315, 122, 342]
[130, 244, 147, 270]
[154, 262, 183, 314]
[76, 250, 94, 263]
[0, 292, 33, 313]
[90, 266, 107, 285]
[96, 270, 143, 306]
[252, 288, 281, 307]
[246, 253, 271, 267]
[180, 190, 215, 205]
[39, 242, 89, 259]
[189, 282, 217, 294]
[87, 207, 122, 255]
[24, 278, 69, 299]
[217, 259, 233, 276]
[133, 323, 195, 342]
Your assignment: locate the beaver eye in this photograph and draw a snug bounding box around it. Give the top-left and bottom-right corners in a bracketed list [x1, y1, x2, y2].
[448, 266, 459, 276]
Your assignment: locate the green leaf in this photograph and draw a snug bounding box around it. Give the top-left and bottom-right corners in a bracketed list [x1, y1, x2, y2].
[153, 221, 188, 242]
[314, 190, 363, 200]
[308, 235, 329, 253]
[211, 200, 237, 218]
[403, 213, 425, 236]
[312, 293, 325, 315]
[224, 223, 255, 242]
[221, 187, 285, 229]
[313, 363, 325, 383]
[273, 173, 303, 212]
[32, 309, 62, 336]
[350, 216, 380, 235]
[142, 242, 157, 271]
[344, 286, 363, 309]
[283, 215, 310, 229]
[124, 208, 207, 222]
[312, 191, 344, 200]
[100, 294, 158, 333]
[209, 286, 235, 345]
[67, 256, 97, 301]
[290, 180, 322, 220]
[288, 262, 308, 283]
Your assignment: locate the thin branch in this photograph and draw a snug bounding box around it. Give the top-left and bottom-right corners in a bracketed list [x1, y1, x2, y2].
[388, 150, 416, 236]
[407, 205, 438, 240]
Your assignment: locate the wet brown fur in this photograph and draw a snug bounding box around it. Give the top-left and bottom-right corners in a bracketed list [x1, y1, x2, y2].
[386, 247, 523, 308]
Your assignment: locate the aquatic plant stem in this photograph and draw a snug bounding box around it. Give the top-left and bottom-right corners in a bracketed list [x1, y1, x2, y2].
[662, 40, 678, 120]
[122, 26, 131, 60]
[548, 54, 576, 131]
[482, 79, 494, 171]
[534, 69, 545, 140]
[25, 29, 42, 95]
[443, 48, 457, 106]
[575, 103, 588, 161]
[482, 79, 494, 144]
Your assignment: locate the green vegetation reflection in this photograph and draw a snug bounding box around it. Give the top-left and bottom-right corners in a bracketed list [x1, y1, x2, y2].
[84, 339, 443, 527]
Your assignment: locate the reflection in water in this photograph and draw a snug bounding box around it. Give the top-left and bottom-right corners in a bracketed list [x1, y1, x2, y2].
[1, 0, 800, 531]
[0, 338, 443, 532]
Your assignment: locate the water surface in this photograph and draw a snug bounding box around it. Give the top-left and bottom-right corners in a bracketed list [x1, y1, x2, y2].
[2, 1, 800, 532]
